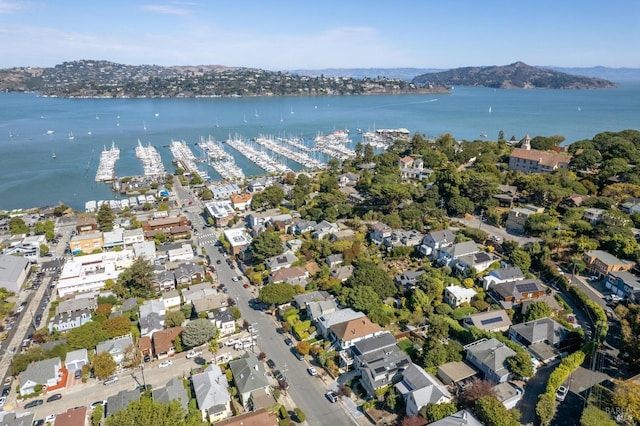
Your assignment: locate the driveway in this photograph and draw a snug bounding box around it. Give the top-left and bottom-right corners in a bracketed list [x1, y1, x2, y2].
[519, 362, 557, 426]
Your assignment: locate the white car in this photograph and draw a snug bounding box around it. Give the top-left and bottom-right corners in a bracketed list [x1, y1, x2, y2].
[186, 350, 203, 359]
[0, 396, 5, 407]
[45, 414, 56, 422]
[555, 385, 568, 402]
[307, 367, 317, 376]
[159, 360, 173, 368]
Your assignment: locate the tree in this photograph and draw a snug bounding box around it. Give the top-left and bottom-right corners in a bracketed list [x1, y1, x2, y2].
[182, 318, 216, 348]
[105, 397, 188, 426]
[296, 341, 311, 355]
[460, 380, 495, 407]
[93, 351, 117, 380]
[103, 315, 133, 338]
[9, 217, 28, 234]
[612, 380, 640, 422]
[422, 402, 458, 423]
[249, 231, 284, 263]
[252, 185, 285, 209]
[507, 351, 534, 378]
[67, 321, 109, 350]
[92, 404, 104, 426]
[116, 257, 155, 298]
[97, 203, 116, 232]
[580, 405, 617, 426]
[165, 311, 186, 327]
[508, 249, 531, 272]
[475, 396, 520, 426]
[347, 261, 396, 300]
[259, 283, 296, 305]
[524, 301, 552, 322]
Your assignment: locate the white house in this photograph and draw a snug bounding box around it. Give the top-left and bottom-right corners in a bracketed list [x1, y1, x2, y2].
[18, 357, 62, 396]
[161, 290, 181, 310]
[444, 285, 477, 308]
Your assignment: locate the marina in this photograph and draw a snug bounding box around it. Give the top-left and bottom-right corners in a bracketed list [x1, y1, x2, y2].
[169, 140, 210, 181]
[135, 139, 166, 177]
[254, 134, 325, 170]
[94, 142, 120, 182]
[197, 136, 245, 182]
[225, 134, 291, 174]
[313, 130, 356, 161]
[362, 128, 411, 149]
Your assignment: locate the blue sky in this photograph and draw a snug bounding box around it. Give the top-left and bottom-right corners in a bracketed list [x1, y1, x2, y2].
[1, 0, 638, 70]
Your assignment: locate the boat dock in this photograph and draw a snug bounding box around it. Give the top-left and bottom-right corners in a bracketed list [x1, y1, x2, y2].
[313, 130, 356, 161]
[254, 134, 325, 170]
[225, 134, 290, 174]
[169, 140, 210, 181]
[362, 128, 410, 148]
[95, 142, 120, 182]
[135, 139, 165, 177]
[197, 136, 245, 181]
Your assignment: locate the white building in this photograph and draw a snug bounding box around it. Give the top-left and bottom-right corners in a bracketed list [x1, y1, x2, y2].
[123, 228, 145, 247]
[167, 244, 194, 262]
[444, 285, 477, 308]
[57, 250, 135, 297]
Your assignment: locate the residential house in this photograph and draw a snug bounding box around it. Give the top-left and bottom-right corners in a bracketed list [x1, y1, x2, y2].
[0, 254, 30, 293]
[132, 240, 156, 259]
[329, 316, 384, 350]
[192, 294, 229, 315]
[18, 357, 62, 396]
[398, 156, 415, 170]
[307, 300, 339, 322]
[192, 364, 232, 423]
[223, 228, 252, 256]
[395, 363, 452, 416]
[269, 266, 309, 286]
[325, 254, 344, 268]
[69, 232, 103, 254]
[490, 279, 547, 309]
[215, 409, 277, 426]
[204, 201, 236, 227]
[369, 222, 393, 245]
[520, 294, 562, 314]
[352, 333, 411, 396]
[339, 186, 367, 204]
[331, 229, 356, 242]
[103, 228, 124, 250]
[56, 297, 97, 315]
[493, 382, 523, 410]
[436, 361, 479, 387]
[292, 291, 333, 309]
[0, 412, 35, 426]
[161, 290, 181, 310]
[286, 238, 303, 253]
[64, 349, 89, 375]
[419, 229, 456, 259]
[395, 270, 425, 290]
[228, 352, 271, 408]
[153, 377, 189, 412]
[76, 217, 99, 235]
[173, 262, 205, 286]
[230, 193, 253, 211]
[621, 197, 640, 215]
[209, 182, 241, 200]
[438, 241, 480, 268]
[583, 208, 606, 225]
[464, 338, 516, 384]
[383, 229, 424, 250]
[48, 308, 92, 333]
[444, 285, 477, 308]
[430, 410, 483, 426]
[400, 157, 433, 181]
[247, 176, 274, 193]
[142, 215, 191, 239]
[139, 300, 166, 337]
[330, 265, 354, 282]
[316, 308, 365, 338]
[463, 310, 512, 333]
[338, 172, 360, 187]
[210, 309, 236, 337]
[493, 185, 518, 207]
[53, 407, 87, 426]
[482, 266, 524, 291]
[605, 270, 640, 299]
[245, 208, 281, 228]
[265, 251, 298, 272]
[167, 244, 195, 262]
[508, 145, 572, 174]
[123, 228, 145, 248]
[152, 327, 183, 360]
[312, 220, 339, 239]
[505, 205, 545, 234]
[583, 250, 635, 278]
[153, 269, 176, 292]
[97, 334, 135, 368]
[106, 389, 140, 418]
[290, 219, 318, 236]
[509, 317, 569, 362]
[181, 283, 217, 305]
[455, 251, 501, 275]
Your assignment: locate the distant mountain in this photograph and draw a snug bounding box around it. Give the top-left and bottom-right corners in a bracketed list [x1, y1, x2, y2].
[290, 68, 444, 81]
[411, 62, 615, 89]
[548, 66, 640, 82]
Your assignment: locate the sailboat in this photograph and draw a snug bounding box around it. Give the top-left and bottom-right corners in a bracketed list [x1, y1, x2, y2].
[290, 107, 294, 115]
[280, 115, 284, 123]
[87, 128, 92, 135]
[68, 131, 75, 140]
[489, 106, 492, 113]
[578, 107, 581, 112]
[143, 121, 147, 131]
[243, 115, 247, 124]
[51, 148, 56, 159]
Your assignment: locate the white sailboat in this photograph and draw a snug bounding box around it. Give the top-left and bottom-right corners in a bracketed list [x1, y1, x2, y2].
[87, 128, 92, 135]
[489, 106, 492, 113]
[290, 107, 294, 115]
[143, 121, 147, 131]
[68, 131, 75, 140]
[52, 148, 56, 159]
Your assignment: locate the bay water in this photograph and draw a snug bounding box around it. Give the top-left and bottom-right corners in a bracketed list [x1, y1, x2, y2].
[1, 83, 639, 211]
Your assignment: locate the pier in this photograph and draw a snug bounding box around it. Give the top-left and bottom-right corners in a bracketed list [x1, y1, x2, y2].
[169, 140, 210, 181]
[135, 139, 165, 177]
[95, 142, 120, 182]
[197, 136, 245, 181]
[254, 134, 325, 170]
[225, 134, 290, 174]
[313, 130, 356, 161]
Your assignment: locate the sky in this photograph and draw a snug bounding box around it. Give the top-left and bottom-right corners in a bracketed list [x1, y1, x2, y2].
[1, 0, 639, 70]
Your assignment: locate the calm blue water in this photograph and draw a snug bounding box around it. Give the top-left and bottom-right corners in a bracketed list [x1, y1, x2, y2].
[1, 83, 639, 211]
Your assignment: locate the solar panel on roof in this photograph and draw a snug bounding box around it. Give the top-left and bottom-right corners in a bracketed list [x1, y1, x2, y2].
[516, 283, 539, 293]
[374, 366, 387, 374]
[475, 252, 491, 262]
[480, 316, 503, 326]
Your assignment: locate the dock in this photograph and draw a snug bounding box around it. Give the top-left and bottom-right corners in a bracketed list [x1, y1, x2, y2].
[95, 142, 120, 182]
[169, 140, 210, 181]
[197, 136, 245, 181]
[313, 130, 356, 161]
[225, 134, 290, 174]
[135, 139, 165, 177]
[254, 134, 325, 170]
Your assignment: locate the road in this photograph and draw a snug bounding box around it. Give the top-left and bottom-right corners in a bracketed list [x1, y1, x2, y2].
[174, 180, 356, 425]
[450, 214, 541, 246]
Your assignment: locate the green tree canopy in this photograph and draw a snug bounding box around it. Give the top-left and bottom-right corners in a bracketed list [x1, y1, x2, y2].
[105, 396, 190, 426]
[251, 185, 285, 210]
[249, 231, 284, 263]
[474, 396, 520, 426]
[93, 351, 117, 380]
[67, 321, 110, 350]
[116, 257, 155, 298]
[181, 318, 216, 348]
[259, 282, 296, 305]
[97, 203, 116, 232]
[524, 301, 553, 322]
[9, 216, 29, 235]
[347, 261, 396, 300]
[508, 249, 532, 272]
[165, 311, 186, 328]
[507, 351, 534, 378]
[103, 315, 133, 338]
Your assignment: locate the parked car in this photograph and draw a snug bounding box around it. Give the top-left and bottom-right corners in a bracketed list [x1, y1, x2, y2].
[74, 369, 82, 380]
[284, 338, 293, 347]
[159, 360, 173, 368]
[1, 387, 9, 397]
[186, 350, 203, 359]
[0, 397, 5, 408]
[307, 367, 317, 376]
[266, 359, 276, 369]
[45, 414, 56, 423]
[137, 384, 152, 392]
[90, 400, 107, 409]
[243, 283, 250, 289]
[103, 376, 118, 385]
[24, 399, 44, 408]
[46, 393, 62, 403]
[555, 385, 568, 402]
[325, 391, 338, 403]
[144, 354, 151, 363]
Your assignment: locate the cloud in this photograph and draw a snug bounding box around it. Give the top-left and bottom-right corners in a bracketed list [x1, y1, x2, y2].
[0, 0, 25, 13]
[140, 3, 192, 16]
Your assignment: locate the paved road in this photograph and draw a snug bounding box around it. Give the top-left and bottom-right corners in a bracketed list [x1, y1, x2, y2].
[450, 214, 541, 246]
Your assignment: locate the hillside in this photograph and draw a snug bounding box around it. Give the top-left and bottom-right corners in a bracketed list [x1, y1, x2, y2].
[411, 61, 616, 89]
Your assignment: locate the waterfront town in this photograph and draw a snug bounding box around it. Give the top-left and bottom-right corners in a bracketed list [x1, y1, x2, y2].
[1, 129, 640, 426]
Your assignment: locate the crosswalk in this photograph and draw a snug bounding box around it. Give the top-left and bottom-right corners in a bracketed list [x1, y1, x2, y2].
[197, 232, 218, 247]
